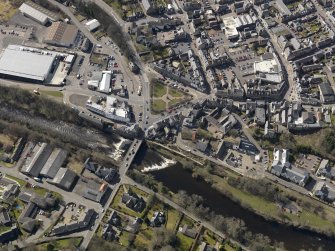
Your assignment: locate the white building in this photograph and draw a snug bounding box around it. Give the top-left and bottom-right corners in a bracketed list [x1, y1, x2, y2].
[86, 96, 131, 123]
[222, 16, 239, 40]
[88, 71, 112, 94]
[19, 2, 59, 25]
[85, 19, 101, 32]
[0, 45, 57, 82]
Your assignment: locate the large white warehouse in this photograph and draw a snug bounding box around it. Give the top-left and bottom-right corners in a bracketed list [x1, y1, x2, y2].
[0, 45, 57, 82]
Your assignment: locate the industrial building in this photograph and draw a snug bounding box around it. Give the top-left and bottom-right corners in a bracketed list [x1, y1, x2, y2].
[87, 71, 112, 94]
[0, 45, 57, 83]
[40, 149, 68, 178]
[85, 19, 101, 32]
[49, 168, 78, 191]
[44, 22, 79, 47]
[19, 1, 59, 25]
[21, 143, 53, 177]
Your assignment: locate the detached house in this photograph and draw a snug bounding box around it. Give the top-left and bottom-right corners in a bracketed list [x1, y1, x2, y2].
[122, 190, 146, 212]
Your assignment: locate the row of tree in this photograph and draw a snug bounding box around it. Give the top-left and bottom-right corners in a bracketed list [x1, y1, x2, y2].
[70, 0, 136, 61]
[0, 85, 82, 125]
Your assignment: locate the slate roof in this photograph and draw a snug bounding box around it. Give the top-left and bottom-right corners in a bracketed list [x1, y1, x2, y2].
[18, 202, 38, 224]
[0, 210, 11, 225]
[82, 187, 106, 203]
[52, 209, 95, 236]
[51, 168, 78, 191]
[122, 193, 145, 212]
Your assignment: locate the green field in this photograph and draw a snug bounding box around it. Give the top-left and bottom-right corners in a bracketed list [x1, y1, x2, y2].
[152, 100, 166, 113]
[4, 174, 26, 187]
[152, 81, 167, 98]
[168, 88, 183, 98]
[37, 238, 82, 250]
[166, 207, 181, 231]
[176, 232, 194, 251]
[40, 90, 64, 102]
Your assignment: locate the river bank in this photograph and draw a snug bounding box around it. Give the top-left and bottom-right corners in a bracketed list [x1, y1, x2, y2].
[132, 142, 335, 250]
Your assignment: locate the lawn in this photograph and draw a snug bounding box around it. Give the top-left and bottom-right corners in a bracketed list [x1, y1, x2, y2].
[310, 23, 320, 33]
[4, 174, 26, 187]
[31, 186, 48, 197]
[168, 88, 183, 98]
[134, 227, 153, 248]
[40, 90, 64, 99]
[151, 100, 166, 113]
[151, 81, 167, 98]
[331, 114, 335, 125]
[166, 207, 181, 231]
[37, 237, 82, 250]
[179, 214, 196, 228]
[223, 243, 236, 251]
[294, 128, 335, 161]
[176, 232, 194, 251]
[111, 185, 125, 209]
[119, 230, 131, 247]
[203, 229, 218, 246]
[0, 161, 14, 168]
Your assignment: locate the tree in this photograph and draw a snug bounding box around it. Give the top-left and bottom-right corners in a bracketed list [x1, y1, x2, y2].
[249, 234, 272, 251]
[279, 132, 297, 151]
[46, 243, 54, 251]
[150, 228, 178, 250]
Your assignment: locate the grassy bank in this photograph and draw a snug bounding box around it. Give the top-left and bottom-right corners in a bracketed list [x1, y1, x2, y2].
[149, 143, 335, 237]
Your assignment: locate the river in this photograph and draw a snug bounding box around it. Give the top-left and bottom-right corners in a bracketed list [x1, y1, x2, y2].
[133, 144, 335, 251]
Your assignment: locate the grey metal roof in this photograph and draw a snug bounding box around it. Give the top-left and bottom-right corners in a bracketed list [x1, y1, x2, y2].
[0, 45, 56, 81]
[21, 143, 53, 177]
[19, 3, 49, 24]
[40, 149, 68, 178]
[52, 168, 77, 190]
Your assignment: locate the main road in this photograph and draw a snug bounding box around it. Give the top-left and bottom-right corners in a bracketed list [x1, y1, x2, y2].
[86, 0, 154, 129]
[78, 139, 143, 250]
